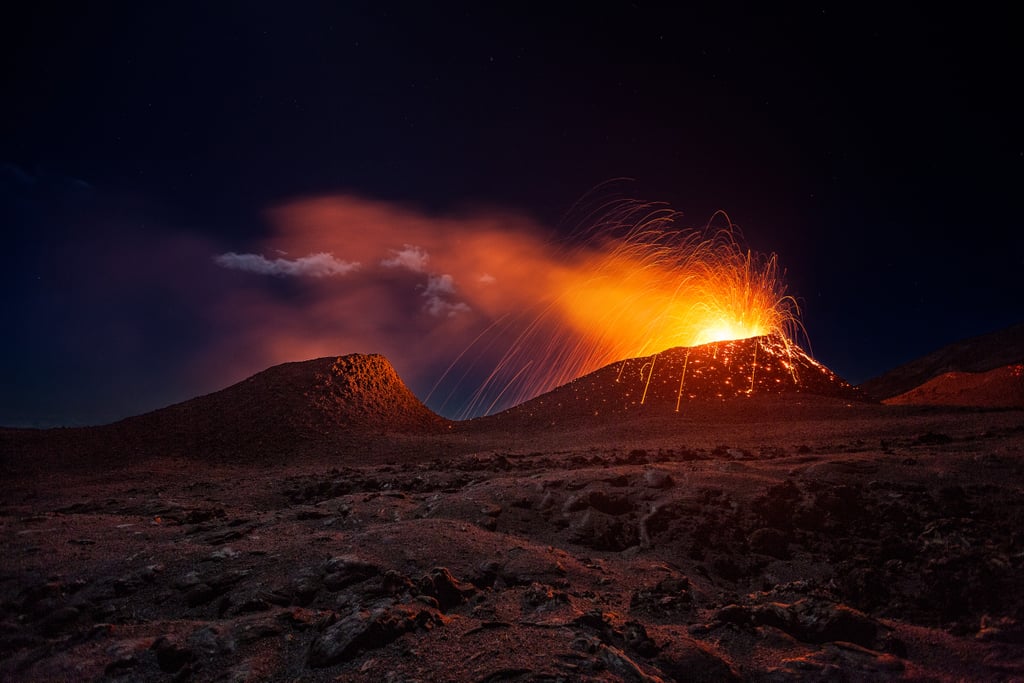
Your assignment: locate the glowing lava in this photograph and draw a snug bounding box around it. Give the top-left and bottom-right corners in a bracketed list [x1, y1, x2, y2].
[448, 202, 804, 417]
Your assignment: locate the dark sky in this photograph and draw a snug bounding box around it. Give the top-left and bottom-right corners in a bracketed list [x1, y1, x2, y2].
[3, 3, 1022, 426]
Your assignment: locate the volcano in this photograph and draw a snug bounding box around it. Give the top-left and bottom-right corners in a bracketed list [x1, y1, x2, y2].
[1, 354, 449, 467]
[488, 335, 862, 422]
[109, 353, 450, 456]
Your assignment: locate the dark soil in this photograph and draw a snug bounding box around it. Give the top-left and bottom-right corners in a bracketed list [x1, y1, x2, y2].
[3, 398, 1023, 681]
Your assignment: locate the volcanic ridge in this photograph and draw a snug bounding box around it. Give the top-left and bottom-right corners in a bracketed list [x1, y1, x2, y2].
[491, 335, 862, 423]
[119, 353, 451, 451]
[861, 321, 1024, 401]
[882, 363, 1024, 408]
[1, 354, 449, 467]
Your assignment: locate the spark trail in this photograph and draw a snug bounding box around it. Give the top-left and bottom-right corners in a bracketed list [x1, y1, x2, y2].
[439, 200, 804, 417]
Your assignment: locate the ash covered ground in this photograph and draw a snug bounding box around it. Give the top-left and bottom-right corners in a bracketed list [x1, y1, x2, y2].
[2, 341, 1024, 681]
[3, 403, 1024, 681]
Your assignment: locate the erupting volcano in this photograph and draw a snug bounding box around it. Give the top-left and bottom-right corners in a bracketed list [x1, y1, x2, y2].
[488, 334, 860, 423]
[444, 204, 805, 418]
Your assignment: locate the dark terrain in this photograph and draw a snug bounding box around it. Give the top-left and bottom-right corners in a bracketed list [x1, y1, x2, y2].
[2, 333, 1023, 681]
[860, 322, 1024, 401]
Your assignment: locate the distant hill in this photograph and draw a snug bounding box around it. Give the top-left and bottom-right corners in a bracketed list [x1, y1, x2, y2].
[475, 334, 862, 424]
[883, 364, 1024, 408]
[860, 323, 1024, 401]
[1, 354, 449, 466]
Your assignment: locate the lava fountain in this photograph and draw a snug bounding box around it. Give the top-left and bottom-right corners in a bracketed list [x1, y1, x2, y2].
[436, 200, 805, 417]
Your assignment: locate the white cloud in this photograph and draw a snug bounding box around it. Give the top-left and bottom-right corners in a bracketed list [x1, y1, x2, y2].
[423, 274, 471, 317]
[424, 273, 457, 296]
[424, 297, 472, 317]
[214, 252, 359, 277]
[380, 244, 430, 272]
[478, 273, 496, 284]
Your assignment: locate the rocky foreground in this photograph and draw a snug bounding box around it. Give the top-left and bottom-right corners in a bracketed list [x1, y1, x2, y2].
[2, 400, 1024, 681]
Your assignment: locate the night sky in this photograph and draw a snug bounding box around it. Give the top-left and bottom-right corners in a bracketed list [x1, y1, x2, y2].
[4, 4, 1022, 427]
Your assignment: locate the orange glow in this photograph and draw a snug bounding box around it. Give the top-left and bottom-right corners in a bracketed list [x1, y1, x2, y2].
[452, 204, 802, 416]
[558, 219, 790, 352]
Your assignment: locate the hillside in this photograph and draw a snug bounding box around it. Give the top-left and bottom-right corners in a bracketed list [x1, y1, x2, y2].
[475, 334, 863, 426]
[1, 354, 449, 466]
[860, 322, 1024, 400]
[884, 363, 1024, 408]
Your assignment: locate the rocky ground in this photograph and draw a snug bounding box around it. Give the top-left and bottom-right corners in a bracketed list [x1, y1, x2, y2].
[2, 398, 1024, 681]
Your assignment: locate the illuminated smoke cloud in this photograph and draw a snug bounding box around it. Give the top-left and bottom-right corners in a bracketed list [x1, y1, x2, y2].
[214, 251, 359, 277]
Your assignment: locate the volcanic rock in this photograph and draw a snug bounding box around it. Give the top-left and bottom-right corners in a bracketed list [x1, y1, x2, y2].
[307, 602, 443, 668]
[629, 576, 693, 618]
[653, 630, 741, 683]
[569, 509, 641, 551]
[773, 642, 905, 679]
[717, 598, 880, 649]
[322, 555, 381, 591]
[417, 567, 476, 611]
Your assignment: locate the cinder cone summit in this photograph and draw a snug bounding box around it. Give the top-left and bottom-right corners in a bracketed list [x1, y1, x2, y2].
[495, 334, 862, 420]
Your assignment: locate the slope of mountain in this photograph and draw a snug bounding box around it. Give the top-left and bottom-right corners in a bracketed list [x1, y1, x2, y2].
[883, 364, 1024, 408]
[860, 322, 1024, 400]
[477, 334, 862, 424]
[1, 354, 450, 465]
